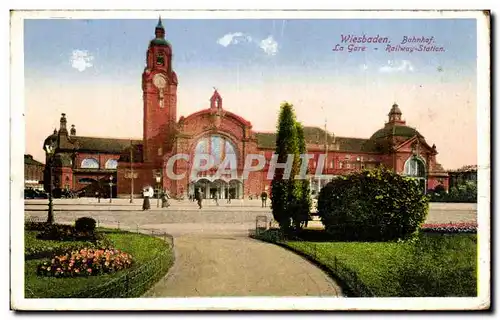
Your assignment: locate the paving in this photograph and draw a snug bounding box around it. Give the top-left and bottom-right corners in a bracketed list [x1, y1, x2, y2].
[23, 199, 477, 297]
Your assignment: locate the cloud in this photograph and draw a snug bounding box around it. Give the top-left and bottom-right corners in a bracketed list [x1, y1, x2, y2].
[379, 60, 415, 73]
[70, 49, 94, 72]
[217, 32, 279, 56]
[259, 36, 279, 56]
[217, 32, 253, 47]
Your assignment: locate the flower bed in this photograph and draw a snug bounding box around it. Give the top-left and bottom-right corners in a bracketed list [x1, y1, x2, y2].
[421, 222, 477, 234]
[37, 248, 133, 278]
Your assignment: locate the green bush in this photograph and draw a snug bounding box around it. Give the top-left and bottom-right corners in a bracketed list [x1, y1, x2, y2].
[37, 224, 100, 242]
[318, 167, 429, 241]
[75, 217, 97, 233]
[25, 221, 51, 231]
[429, 181, 477, 203]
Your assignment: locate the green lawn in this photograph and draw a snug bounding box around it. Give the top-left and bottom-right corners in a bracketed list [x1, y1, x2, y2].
[25, 229, 174, 298]
[284, 233, 477, 297]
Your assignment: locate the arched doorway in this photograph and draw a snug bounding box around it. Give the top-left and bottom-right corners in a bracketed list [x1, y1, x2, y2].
[404, 156, 427, 193]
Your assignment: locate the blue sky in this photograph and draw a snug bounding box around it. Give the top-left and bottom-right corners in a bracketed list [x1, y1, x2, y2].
[24, 18, 478, 169]
[24, 18, 477, 84]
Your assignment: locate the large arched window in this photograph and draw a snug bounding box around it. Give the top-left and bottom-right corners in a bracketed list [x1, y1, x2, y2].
[194, 135, 237, 168]
[81, 158, 99, 169]
[404, 157, 426, 177]
[105, 159, 118, 169]
[404, 156, 427, 193]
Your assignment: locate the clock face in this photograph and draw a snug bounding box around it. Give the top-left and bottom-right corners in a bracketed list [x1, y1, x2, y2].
[153, 74, 167, 89]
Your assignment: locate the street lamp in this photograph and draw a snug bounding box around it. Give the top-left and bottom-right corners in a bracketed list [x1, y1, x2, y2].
[43, 140, 56, 224]
[109, 176, 113, 203]
[155, 173, 161, 208]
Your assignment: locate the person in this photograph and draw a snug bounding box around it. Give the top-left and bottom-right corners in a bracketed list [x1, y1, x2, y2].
[195, 188, 203, 209]
[142, 187, 151, 211]
[227, 192, 232, 204]
[96, 191, 101, 203]
[261, 190, 268, 208]
[161, 189, 170, 208]
[214, 190, 220, 206]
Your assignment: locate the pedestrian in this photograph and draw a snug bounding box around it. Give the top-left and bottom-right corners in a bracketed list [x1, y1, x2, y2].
[195, 188, 203, 209]
[227, 192, 232, 204]
[96, 191, 101, 203]
[162, 189, 170, 208]
[261, 190, 268, 208]
[142, 187, 151, 211]
[214, 190, 220, 206]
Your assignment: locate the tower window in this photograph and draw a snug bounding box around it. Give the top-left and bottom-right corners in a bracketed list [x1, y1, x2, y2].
[157, 54, 165, 66]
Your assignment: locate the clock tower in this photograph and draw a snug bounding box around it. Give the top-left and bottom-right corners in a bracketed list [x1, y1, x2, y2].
[142, 17, 178, 164]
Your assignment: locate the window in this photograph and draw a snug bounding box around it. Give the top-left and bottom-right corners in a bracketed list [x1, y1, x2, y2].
[360, 156, 364, 162]
[339, 161, 343, 169]
[345, 155, 351, 160]
[330, 159, 335, 169]
[194, 135, 237, 169]
[361, 164, 365, 169]
[404, 157, 426, 177]
[81, 158, 99, 169]
[156, 53, 164, 66]
[105, 159, 118, 169]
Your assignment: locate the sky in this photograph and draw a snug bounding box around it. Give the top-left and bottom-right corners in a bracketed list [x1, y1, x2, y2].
[23, 18, 478, 170]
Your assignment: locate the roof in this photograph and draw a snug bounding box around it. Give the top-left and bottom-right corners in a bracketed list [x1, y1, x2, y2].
[46, 132, 142, 154]
[389, 103, 402, 115]
[150, 38, 171, 46]
[24, 154, 44, 166]
[73, 136, 142, 153]
[255, 126, 372, 152]
[370, 125, 422, 140]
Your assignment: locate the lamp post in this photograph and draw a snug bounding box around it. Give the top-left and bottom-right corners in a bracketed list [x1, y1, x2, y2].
[109, 176, 113, 203]
[155, 173, 161, 208]
[43, 141, 56, 224]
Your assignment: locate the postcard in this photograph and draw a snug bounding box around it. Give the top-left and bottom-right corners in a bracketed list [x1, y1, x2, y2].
[11, 9, 490, 311]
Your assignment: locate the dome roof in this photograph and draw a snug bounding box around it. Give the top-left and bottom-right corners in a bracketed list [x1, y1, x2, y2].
[150, 38, 171, 46]
[369, 125, 422, 141]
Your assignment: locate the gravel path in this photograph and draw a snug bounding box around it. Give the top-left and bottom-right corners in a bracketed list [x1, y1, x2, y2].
[144, 234, 343, 297]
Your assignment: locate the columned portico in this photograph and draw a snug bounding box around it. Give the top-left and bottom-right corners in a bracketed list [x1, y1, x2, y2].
[189, 177, 243, 199]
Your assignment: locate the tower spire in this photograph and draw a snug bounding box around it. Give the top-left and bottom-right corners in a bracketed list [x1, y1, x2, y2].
[155, 15, 165, 39]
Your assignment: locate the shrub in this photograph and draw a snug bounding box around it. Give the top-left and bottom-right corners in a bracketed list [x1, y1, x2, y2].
[318, 167, 429, 241]
[25, 221, 51, 231]
[429, 181, 477, 203]
[37, 248, 133, 278]
[37, 224, 99, 242]
[75, 217, 97, 233]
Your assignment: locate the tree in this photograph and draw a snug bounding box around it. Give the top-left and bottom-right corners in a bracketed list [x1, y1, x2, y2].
[292, 122, 312, 229]
[271, 102, 300, 231]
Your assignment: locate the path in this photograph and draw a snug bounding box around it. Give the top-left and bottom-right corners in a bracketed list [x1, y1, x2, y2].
[144, 234, 342, 297]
